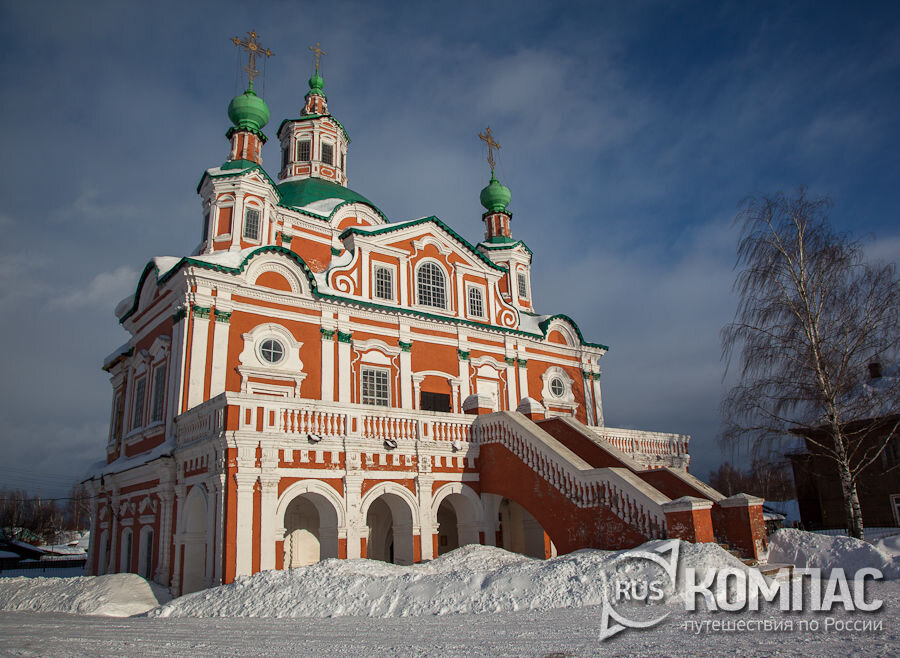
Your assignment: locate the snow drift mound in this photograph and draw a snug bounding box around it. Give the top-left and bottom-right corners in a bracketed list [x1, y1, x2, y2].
[768, 529, 900, 579]
[149, 541, 751, 619]
[0, 573, 171, 617]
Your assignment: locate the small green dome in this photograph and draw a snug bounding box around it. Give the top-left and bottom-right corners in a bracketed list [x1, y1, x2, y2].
[228, 89, 270, 132]
[308, 71, 325, 95]
[480, 173, 511, 213]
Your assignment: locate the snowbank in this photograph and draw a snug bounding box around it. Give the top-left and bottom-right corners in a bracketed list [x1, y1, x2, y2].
[873, 533, 900, 559]
[150, 541, 750, 619]
[768, 528, 900, 578]
[0, 574, 171, 617]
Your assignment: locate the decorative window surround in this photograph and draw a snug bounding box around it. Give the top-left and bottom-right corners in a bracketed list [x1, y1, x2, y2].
[540, 365, 577, 412]
[238, 323, 307, 397]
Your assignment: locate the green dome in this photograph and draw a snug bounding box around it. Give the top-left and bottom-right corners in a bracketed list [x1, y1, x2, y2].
[308, 71, 325, 96]
[228, 89, 270, 132]
[479, 173, 511, 213]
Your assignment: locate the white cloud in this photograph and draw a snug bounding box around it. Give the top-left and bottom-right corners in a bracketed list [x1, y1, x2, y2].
[54, 266, 138, 311]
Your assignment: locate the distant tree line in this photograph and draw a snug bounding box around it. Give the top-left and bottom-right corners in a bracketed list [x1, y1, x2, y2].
[0, 485, 90, 545]
[708, 458, 795, 501]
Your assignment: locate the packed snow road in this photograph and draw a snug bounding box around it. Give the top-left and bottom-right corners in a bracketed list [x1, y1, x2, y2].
[1, 594, 899, 657]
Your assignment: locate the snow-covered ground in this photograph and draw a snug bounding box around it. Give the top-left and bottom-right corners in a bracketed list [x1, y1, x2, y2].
[1, 531, 898, 656]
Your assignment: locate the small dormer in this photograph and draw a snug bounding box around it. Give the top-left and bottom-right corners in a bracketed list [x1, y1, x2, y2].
[277, 59, 350, 187]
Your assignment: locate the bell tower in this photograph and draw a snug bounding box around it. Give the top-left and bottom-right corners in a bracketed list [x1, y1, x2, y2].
[225, 30, 273, 166]
[277, 42, 350, 186]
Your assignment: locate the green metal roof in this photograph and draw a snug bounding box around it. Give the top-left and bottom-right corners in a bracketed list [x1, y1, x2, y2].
[478, 238, 534, 257]
[277, 177, 379, 212]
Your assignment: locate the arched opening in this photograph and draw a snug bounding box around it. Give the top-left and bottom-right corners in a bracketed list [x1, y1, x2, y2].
[138, 527, 155, 580]
[498, 498, 556, 559]
[435, 491, 481, 556]
[180, 488, 208, 594]
[282, 492, 340, 568]
[120, 528, 133, 573]
[97, 530, 109, 575]
[365, 492, 415, 565]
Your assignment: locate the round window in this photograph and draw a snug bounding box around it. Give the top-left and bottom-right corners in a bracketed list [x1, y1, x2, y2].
[549, 377, 566, 398]
[259, 338, 285, 364]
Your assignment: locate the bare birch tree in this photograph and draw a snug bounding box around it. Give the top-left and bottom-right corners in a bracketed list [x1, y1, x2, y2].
[722, 189, 900, 539]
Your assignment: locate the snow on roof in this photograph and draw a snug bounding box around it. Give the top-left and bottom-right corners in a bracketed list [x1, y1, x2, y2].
[113, 294, 133, 319]
[102, 340, 132, 370]
[83, 440, 174, 481]
[299, 198, 347, 216]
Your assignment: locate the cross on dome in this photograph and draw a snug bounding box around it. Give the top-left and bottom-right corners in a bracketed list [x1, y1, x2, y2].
[478, 126, 501, 173]
[232, 30, 274, 90]
[309, 42, 326, 72]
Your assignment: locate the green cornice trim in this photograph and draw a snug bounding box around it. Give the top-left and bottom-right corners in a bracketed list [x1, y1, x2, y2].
[504, 356, 516, 366]
[121, 246, 606, 351]
[538, 313, 609, 351]
[172, 307, 187, 323]
[478, 239, 533, 257]
[337, 331, 352, 343]
[213, 309, 232, 323]
[481, 208, 513, 221]
[197, 161, 283, 196]
[399, 341, 412, 352]
[517, 358, 528, 367]
[225, 126, 269, 143]
[457, 349, 470, 361]
[276, 113, 350, 142]
[320, 328, 335, 339]
[331, 246, 342, 256]
[277, 231, 293, 245]
[340, 216, 508, 273]
[192, 305, 211, 320]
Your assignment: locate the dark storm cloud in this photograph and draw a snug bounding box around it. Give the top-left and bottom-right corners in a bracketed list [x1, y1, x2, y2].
[1, 0, 899, 494]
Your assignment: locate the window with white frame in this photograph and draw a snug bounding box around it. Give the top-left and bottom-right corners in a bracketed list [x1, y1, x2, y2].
[243, 207, 261, 241]
[374, 264, 394, 301]
[417, 262, 446, 309]
[259, 338, 285, 365]
[202, 209, 210, 242]
[467, 285, 485, 318]
[297, 139, 311, 161]
[361, 366, 390, 406]
[111, 391, 124, 444]
[131, 377, 146, 430]
[321, 142, 334, 166]
[150, 364, 167, 424]
[517, 271, 528, 300]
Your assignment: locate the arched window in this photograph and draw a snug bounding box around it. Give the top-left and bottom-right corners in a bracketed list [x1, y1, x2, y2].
[139, 527, 155, 579]
[417, 262, 446, 309]
[121, 528, 133, 573]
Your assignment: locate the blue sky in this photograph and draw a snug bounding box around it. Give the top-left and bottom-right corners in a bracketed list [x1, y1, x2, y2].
[1, 0, 899, 497]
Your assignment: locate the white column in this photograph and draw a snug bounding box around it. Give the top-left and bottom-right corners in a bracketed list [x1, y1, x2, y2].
[212, 473, 225, 585]
[517, 357, 529, 400]
[337, 330, 352, 403]
[321, 329, 335, 402]
[259, 474, 280, 571]
[208, 303, 232, 397]
[233, 473, 257, 577]
[592, 375, 604, 426]
[155, 489, 174, 585]
[399, 257, 410, 306]
[187, 307, 211, 409]
[204, 479, 217, 587]
[504, 357, 517, 410]
[416, 473, 435, 560]
[458, 348, 471, 405]
[107, 489, 120, 574]
[168, 306, 189, 430]
[170, 485, 185, 594]
[399, 342, 413, 409]
[411, 375, 424, 411]
[582, 372, 595, 426]
[344, 471, 364, 558]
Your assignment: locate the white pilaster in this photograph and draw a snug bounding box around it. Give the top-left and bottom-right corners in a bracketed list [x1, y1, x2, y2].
[259, 475, 280, 571]
[337, 329, 352, 403]
[187, 308, 211, 409]
[155, 489, 174, 585]
[344, 470, 364, 558]
[517, 357, 529, 400]
[233, 473, 257, 577]
[321, 329, 335, 402]
[208, 302, 232, 397]
[592, 375, 604, 426]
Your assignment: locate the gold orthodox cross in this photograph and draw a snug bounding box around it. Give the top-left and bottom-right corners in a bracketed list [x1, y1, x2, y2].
[478, 126, 501, 172]
[309, 42, 326, 71]
[232, 30, 274, 89]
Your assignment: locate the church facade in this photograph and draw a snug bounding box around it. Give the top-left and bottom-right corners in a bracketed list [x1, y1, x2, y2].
[85, 35, 765, 595]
